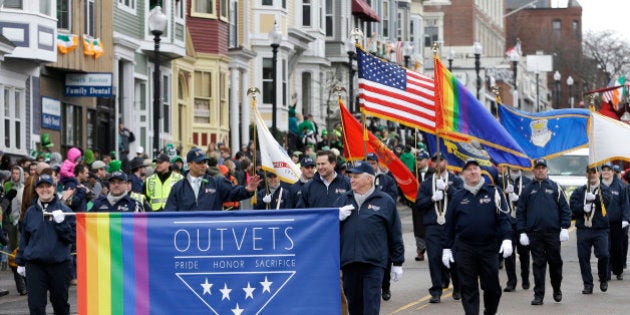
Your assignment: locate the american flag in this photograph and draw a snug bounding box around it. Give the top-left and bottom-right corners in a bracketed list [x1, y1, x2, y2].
[394, 41, 405, 65]
[357, 48, 436, 132]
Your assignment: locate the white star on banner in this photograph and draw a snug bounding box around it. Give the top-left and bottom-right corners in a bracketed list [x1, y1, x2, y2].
[201, 278, 213, 295]
[231, 303, 243, 315]
[220, 283, 232, 301]
[243, 282, 255, 299]
[260, 276, 273, 293]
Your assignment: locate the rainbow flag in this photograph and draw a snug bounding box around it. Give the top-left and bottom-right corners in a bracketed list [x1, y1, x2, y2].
[433, 56, 531, 169]
[76, 212, 149, 315]
[75, 210, 341, 314]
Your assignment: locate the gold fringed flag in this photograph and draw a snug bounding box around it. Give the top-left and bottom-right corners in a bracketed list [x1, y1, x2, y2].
[57, 34, 78, 54]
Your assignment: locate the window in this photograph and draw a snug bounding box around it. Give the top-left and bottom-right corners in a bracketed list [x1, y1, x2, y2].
[552, 19, 561, 35]
[40, 0, 51, 15]
[2, 87, 24, 152]
[57, 0, 71, 30]
[62, 103, 83, 149]
[262, 0, 272, 6]
[383, 1, 389, 38]
[193, 0, 215, 17]
[325, 0, 333, 37]
[3, 0, 22, 9]
[282, 59, 287, 106]
[301, 73, 311, 114]
[572, 20, 579, 37]
[162, 74, 171, 133]
[302, 0, 311, 27]
[220, 72, 227, 126]
[118, 0, 136, 11]
[263, 58, 273, 104]
[228, 0, 238, 48]
[194, 71, 213, 124]
[424, 26, 438, 47]
[85, 0, 95, 37]
[87, 109, 97, 150]
[175, 0, 185, 20]
[396, 10, 402, 40]
[282, 0, 286, 9]
[220, 0, 228, 20]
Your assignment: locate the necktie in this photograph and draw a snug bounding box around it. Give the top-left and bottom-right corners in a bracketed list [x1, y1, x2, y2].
[193, 178, 201, 199]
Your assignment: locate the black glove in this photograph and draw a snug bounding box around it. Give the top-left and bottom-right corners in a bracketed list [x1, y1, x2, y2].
[5, 189, 17, 201]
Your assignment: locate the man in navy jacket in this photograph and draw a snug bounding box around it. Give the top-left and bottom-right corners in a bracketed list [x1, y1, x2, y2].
[334, 161, 404, 315]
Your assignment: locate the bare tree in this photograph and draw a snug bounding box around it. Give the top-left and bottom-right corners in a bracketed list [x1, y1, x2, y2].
[583, 30, 630, 83]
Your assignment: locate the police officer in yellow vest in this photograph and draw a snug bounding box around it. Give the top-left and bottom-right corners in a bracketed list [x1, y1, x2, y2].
[143, 154, 184, 211]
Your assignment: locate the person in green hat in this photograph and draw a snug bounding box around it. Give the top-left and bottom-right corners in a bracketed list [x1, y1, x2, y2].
[107, 159, 122, 173]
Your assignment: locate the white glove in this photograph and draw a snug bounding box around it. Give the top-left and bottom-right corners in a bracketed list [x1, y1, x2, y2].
[442, 248, 454, 269]
[432, 190, 444, 202]
[499, 239, 513, 258]
[505, 184, 514, 194]
[262, 194, 272, 204]
[339, 205, 354, 221]
[623, 221, 629, 229]
[508, 192, 519, 202]
[435, 179, 446, 190]
[559, 228, 569, 242]
[391, 266, 403, 282]
[52, 210, 65, 223]
[17, 266, 25, 277]
[585, 192, 596, 201]
[519, 233, 530, 246]
[583, 204, 592, 213]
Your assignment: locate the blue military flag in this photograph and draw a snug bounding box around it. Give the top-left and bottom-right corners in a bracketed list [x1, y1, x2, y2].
[497, 104, 590, 159]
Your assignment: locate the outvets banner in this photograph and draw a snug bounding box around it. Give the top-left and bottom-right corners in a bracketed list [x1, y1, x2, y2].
[339, 98, 419, 201]
[252, 102, 301, 183]
[76, 210, 340, 314]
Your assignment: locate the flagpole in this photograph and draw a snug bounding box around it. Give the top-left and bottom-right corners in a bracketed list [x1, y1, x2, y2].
[431, 42, 443, 161]
[247, 87, 262, 206]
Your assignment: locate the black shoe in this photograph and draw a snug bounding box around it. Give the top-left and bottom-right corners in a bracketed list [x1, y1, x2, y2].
[553, 290, 562, 302]
[429, 295, 441, 303]
[522, 281, 530, 290]
[18, 290, 27, 296]
[503, 285, 515, 292]
[415, 252, 425, 261]
[441, 281, 450, 289]
[582, 286, 593, 294]
[0, 289, 8, 297]
[531, 297, 543, 305]
[452, 291, 461, 300]
[617, 274, 623, 280]
[600, 281, 608, 292]
[382, 290, 391, 301]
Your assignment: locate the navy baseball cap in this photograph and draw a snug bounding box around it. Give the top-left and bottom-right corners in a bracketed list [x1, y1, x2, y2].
[109, 171, 128, 181]
[462, 158, 480, 170]
[187, 147, 209, 163]
[300, 157, 315, 167]
[431, 152, 445, 161]
[613, 165, 621, 173]
[35, 174, 54, 187]
[366, 152, 379, 162]
[534, 159, 547, 167]
[601, 162, 613, 171]
[417, 151, 429, 160]
[155, 153, 170, 163]
[346, 161, 375, 176]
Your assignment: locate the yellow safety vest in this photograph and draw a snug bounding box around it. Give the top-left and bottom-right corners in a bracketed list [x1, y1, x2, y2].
[129, 192, 146, 211]
[146, 172, 184, 211]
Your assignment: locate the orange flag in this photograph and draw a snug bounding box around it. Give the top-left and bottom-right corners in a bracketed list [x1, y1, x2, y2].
[339, 97, 419, 201]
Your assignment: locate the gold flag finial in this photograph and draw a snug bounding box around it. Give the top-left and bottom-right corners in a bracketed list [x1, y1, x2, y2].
[492, 85, 502, 103]
[431, 42, 440, 56]
[333, 86, 347, 97]
[247, 87, 260, 100]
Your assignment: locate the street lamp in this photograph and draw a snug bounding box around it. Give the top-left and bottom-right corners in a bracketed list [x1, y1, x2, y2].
[149, 6, 167, 158]
[510, 49, 519, 108]
[553, 70, 561, 108]
[346, 38, 356, 113]
[566, 75, 574, 108]
[447, 48, 455, 72]
[268, 20, 282, 137]
[473, 42, 483, 100]
[403, 42, 414, 68]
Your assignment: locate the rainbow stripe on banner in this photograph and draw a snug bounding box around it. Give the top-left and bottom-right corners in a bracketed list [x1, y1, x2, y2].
[75, 210, 340, 314]
[76, 213, 149, 315]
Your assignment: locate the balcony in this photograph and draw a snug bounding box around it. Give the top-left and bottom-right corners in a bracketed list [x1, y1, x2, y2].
[0, 8, 57, 63]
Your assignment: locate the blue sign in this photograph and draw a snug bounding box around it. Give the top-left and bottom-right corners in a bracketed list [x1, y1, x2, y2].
[41, 97, 61, 130]
[64, 72, 113, 97]
[115, 209, 341, 314]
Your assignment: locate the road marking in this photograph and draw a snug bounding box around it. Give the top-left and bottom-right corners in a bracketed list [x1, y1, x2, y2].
[390, 288, 452, 314]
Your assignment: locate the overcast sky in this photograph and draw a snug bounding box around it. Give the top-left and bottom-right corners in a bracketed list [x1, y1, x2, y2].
[579, 0, 630, 41]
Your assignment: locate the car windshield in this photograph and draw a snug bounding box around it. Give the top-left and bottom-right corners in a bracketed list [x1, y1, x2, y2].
[547, 155, 588, 176]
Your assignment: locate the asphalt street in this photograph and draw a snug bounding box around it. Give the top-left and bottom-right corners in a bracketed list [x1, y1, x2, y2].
[1, 203, 629, 314]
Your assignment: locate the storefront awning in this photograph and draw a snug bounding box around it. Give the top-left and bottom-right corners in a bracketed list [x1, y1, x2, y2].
[352, 0, 380, 23]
